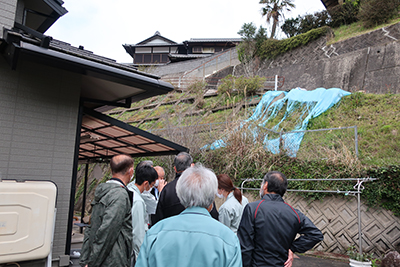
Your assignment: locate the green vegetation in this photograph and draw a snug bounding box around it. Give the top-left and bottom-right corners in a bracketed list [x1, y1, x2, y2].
[307, 93, 400, 166]
[92, 7, 400, 217]
[217, 75, 266, 97]
[259, 0, 296, 39]
[329, 17, 400, 44]
[258, 26, 331, 60]
[104, 91, 400, 217]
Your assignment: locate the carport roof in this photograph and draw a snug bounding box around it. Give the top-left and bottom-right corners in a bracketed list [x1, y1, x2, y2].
[80, 108, 188, 163]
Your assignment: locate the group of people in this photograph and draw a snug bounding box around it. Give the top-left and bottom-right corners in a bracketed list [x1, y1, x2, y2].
[80, 152, 323, 267]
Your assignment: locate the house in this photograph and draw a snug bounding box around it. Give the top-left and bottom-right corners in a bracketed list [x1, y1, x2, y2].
[320, 0, 339, 9]
[123, 31, 242, 66]
[0, 1, 188, 266]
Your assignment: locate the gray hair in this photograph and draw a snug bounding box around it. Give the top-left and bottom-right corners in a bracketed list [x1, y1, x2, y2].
[174, 152, 193, 173]
[176, 164, 217, 209]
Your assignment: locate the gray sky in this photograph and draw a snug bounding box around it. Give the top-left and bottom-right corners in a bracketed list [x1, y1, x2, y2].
[45, 0, 325, 63]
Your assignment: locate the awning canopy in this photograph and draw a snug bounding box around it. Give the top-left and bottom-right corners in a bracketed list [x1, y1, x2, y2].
[80, 108, 188, 163]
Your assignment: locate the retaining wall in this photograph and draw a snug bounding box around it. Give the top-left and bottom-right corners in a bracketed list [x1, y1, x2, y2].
[284, 193, 400, 257]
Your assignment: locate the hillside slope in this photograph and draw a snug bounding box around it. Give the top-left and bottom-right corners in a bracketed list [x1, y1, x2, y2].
[108, 89, 399, 167]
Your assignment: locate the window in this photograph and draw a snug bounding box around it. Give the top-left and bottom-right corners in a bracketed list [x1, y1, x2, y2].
[134, 54, 143, 64]
[136, 47, 152, 53]
[144, 54, 152, 63]
[203, 47, 215, 53]
[162, 54, 169, 63]
[193, 46, 202, 53]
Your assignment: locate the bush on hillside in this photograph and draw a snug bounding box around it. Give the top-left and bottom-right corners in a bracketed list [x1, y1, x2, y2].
[188, 80, 207, 109]
[364, 166, 400, 216]
[328, 1, 360, 28]
[217, 75, 236, 97]
[282, 11, 332, 38]
[358, 0, 400, 28]
[235, 76, 266, 96]
[218, 75, 266, 97]
[258, 26, 331, 60]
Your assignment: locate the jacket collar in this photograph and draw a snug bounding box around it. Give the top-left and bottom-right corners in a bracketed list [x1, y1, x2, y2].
[262, 193, 284, 202]
[181, 206, 211, 217]
[227, 191, 234, 200]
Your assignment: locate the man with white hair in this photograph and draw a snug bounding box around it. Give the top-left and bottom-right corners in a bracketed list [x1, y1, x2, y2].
[135, 164, 242, 267]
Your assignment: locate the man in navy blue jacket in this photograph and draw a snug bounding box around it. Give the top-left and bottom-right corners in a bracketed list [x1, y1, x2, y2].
[237, 171, 323, 267]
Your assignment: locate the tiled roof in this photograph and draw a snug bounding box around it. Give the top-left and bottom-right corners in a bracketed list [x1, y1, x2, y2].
[187, 38, 242, 43]
[169, 53, 211, 59]
[9, 29, 159, 79]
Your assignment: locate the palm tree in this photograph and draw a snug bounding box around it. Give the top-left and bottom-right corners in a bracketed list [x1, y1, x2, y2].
[260, 0, 295, 39]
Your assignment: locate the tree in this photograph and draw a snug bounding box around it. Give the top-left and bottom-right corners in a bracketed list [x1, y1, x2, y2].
[237, 23, 268, 76]
[260, 0, 295, 39]
[281, 17, 300, 38]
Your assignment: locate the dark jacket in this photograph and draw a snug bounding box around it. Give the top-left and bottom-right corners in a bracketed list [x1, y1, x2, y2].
[237, 194, 323, 267]
[152, 173, 219, 225]
[79, 181, 133, 267]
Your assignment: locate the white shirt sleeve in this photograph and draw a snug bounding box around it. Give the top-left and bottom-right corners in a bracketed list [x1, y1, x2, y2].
[132, 197, 146, 259]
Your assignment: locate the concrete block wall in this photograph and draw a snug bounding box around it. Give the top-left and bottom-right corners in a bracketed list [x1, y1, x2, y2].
[285, 193, 400, 257]
[151, 48, 239, 78]
[232, 22, 400, 94]
[0, 0, 17, 39]
[0, 57, 81, 265]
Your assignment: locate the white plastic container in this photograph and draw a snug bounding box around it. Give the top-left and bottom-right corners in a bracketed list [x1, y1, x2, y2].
[349, 259, 372, 267]
[0, 180, 57, 264]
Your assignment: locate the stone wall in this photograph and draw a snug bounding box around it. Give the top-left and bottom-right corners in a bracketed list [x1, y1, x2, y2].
[284, 193, 400, 257]
[234, 22, 400, 94]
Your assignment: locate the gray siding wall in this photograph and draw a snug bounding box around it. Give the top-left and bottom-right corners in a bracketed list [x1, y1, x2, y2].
[0, 0, 17, 39]
[0, 57, 81, 264]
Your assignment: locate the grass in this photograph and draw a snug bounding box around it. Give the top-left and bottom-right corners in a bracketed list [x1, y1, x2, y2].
[329, 17, 400, 45]
[308, 92, 400, 166]
[109, 89, 400, 168]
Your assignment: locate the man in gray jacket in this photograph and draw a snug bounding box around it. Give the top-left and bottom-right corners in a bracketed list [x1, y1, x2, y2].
[80, 154, 134, 267]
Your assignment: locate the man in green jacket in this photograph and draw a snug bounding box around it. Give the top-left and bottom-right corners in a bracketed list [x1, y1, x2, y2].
[80, 154, 134, 267]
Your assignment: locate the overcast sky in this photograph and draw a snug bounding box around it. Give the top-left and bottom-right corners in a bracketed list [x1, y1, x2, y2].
[45, 0, 325, 63]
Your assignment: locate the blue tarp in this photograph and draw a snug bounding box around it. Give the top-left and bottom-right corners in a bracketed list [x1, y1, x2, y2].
[207, 87, 351, 156]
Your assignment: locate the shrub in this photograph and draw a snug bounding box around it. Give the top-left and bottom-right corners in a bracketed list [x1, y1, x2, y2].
[328, 1, 360, 28]
[218, 75, 266, 97]
[358, 0, 400, 28]
[235, 76, 266, 96]
[218, 75, 236, 97]
[258, 26, 331, 60]
[364, 166, 400, 217]
[188, 80, 207, 109]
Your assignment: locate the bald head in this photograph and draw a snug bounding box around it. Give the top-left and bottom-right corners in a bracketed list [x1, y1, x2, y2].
[154, 166, 165, 180]
[110, 154, 134, 176]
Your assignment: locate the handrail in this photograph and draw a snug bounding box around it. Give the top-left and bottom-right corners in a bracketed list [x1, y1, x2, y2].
[183, 47, 238, 78]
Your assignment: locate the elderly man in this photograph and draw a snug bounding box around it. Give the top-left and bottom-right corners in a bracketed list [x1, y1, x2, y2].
[80, 154, 133, 267]
[135, 164, 242, 267]
[237, 171, 324, 267]
[151, 166, 166, 200]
